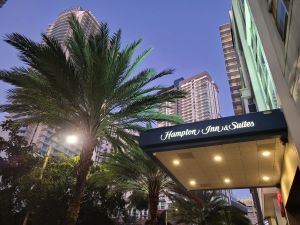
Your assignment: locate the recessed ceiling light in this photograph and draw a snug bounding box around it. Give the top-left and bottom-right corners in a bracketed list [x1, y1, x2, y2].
[189, 180, 196, 186]
[262, 176, 270, 181]
[262, 151, 271, 157]
[214, 155, 222, 162]
[173, 160, 180, 165]
[224, 178, 231, 183]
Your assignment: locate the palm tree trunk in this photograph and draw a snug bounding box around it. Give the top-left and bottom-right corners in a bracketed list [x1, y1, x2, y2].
[22, 211, 30, 225]
[62, 141, 95, 225]
[148, 191, 159, 225]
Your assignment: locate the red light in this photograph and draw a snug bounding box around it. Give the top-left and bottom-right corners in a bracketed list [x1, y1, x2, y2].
[276, 191, 285, 217]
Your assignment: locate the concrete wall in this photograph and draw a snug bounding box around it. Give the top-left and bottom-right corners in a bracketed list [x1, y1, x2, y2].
[241, 1, 300, 224]
[285, 0, 300, 111]
[247, 0, 300, 156]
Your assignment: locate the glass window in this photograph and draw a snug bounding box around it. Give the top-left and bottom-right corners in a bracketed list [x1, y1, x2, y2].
[238, 0, 245, 24]
[276, 0, 288, 40]
[270, 0, 289, 40]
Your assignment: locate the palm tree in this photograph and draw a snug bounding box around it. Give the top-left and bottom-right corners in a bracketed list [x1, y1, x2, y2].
[101, 147, 173, 225]
[0, 16, 185, 225]
[169, 190, 250, 225]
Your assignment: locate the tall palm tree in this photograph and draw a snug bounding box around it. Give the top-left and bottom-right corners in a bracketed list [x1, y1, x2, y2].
[101, 147, 173, 225]
[169, 190, 250, 225]
[0, 16, 185, 225]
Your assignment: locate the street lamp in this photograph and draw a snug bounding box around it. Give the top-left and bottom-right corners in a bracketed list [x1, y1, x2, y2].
[66, 134, 78, 145]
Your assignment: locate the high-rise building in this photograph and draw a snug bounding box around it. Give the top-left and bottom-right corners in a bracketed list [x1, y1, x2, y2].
[158, 71, 248, 212]
[220, 23, 262, 225]
[159, 71, 220, 127]
[92, 139, 112, 163]
[238, 197, 258, 225]
[11, 7, 102, 158]
[230, 1, 279, 112]
[230, 0, 300, 224]
[219, 24, 245, 115]
[46, 7, 100, 47]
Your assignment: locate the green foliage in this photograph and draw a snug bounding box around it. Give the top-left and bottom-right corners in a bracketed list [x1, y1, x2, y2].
[101, 147, 173, 194]
[0, 121, 126, 225]
[27, 155, 77, 225]
[0, 15, 186, 148]
[100, 147, 174, 224]
[0, 120, 41, 225]
[168, 190, 250, 225]
[78, 179, 126, 225]
[128, 191, 149, 211]
[0, 15, 186, 224]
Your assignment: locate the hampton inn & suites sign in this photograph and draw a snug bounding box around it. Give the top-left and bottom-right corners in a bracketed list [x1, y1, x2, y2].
[139, 110, 287, 152]
[160, 121, 255, 141]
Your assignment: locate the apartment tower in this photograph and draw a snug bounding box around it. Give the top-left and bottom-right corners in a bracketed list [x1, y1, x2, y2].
[46, 7, 100, 47]
[219, 24, 244, 115]
[159, 71, 220, 127]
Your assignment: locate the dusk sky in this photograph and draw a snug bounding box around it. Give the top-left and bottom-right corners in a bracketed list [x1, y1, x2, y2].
[0, 0, 233, 119]
[0, 0, 251, 198]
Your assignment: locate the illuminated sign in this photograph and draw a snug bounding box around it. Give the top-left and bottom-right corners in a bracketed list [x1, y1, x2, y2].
[139, 110, 287, 152]
[160, 121, 255, 141]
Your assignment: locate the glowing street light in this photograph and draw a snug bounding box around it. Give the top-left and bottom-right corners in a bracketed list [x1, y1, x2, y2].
[66, 135, 78, 145]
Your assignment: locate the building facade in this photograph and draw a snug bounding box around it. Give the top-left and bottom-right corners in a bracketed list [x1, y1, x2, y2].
[159, 71, 220, 127]
[219, 23, 245, 115]
[231, 0, 279, 112]
[220, 22, 264, 225]
[92, 139, 112, 163]
[231, 0, 300, 224]
[46, 7, 100, 47]
[239, 197, 259, 225]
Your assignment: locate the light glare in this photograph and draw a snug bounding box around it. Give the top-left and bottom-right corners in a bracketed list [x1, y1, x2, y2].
[66, 135, 78, 144]
[262, 151, 271, 157]
[214, 155, 222, 162]
[224, 178, 231, 183]
[262, 176, 270, 181]
[189, 180, 196, 186]
[173, 160, 180, 165]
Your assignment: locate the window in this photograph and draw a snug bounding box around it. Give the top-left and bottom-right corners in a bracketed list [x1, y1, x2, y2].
[269, 0, 289, 40]
[238, 0, 246, 26]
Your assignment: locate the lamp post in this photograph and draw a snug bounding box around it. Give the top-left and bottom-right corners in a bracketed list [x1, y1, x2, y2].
[22, 143, 52, 225]
[165, 209, 167, 225]
[39, 144, 52, 179]
[66, 135, 78, 145]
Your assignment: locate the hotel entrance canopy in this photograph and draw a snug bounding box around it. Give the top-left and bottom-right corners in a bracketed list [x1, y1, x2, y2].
[139, 110, 287, 190]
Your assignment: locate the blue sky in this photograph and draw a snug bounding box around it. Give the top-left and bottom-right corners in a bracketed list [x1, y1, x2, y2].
[0, 0, 234, 120]
[0, 1, 250, 198]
